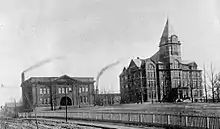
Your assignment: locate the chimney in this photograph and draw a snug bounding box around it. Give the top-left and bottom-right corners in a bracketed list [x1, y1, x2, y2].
[21, 72, 25, 83]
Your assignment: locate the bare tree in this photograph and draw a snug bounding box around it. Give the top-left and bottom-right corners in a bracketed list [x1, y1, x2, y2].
[206, 63, 219, 103]
[215, 73, 220, 102]
[203, 64, 208, 102]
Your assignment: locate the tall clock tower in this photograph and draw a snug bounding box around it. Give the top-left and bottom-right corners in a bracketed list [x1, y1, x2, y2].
[159, 18, 181, 63]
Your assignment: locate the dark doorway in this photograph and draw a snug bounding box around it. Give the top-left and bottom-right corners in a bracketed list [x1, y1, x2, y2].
[60, 96, 72, 106]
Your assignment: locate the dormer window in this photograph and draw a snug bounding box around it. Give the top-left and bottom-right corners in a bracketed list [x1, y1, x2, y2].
[171, 35, 178, 43]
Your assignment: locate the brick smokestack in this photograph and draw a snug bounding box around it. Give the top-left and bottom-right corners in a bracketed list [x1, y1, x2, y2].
[21, 72, 25, 83]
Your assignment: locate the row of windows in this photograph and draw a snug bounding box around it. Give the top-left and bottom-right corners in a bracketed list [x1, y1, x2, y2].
[172, 71, 181, 78]
[40, 88, 50, 95]
[172, 80, 181, 88]
[79, 86, 88, 93]
[194, 89, 203, 97]
[168, 45, 180, 56]
[147, 71, 155, 78]
[39, 97, 50, 104]
[121, 72, 144, 82]
[147, 64, 155, 70]
[58, 87, 71, 94]
[148, 91, 157, 99]
[80, 96, 88, 103]
[147, 81, 156, 89]
[57, 86, 89, 94]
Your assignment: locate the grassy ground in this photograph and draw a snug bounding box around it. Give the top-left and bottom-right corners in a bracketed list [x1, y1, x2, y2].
[49, 102, 220, 116]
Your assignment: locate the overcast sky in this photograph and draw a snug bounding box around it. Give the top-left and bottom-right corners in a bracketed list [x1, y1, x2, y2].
[0, 0, 219, 106]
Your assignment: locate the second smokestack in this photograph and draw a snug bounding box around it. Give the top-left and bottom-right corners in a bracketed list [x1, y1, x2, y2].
[21, 72, 25, 83]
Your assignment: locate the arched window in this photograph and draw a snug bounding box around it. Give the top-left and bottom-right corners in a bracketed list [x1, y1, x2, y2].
[147, 64, 154, 70]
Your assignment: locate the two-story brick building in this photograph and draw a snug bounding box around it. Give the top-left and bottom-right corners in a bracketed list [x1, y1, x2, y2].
[120, 18, 203, 103]
[21, 75, 95, 112]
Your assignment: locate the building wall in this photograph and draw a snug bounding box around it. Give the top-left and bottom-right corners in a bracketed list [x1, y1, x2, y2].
[21, 76, 95, 111]
[119, 22, 203, 103]
[95, 93, 121, 105]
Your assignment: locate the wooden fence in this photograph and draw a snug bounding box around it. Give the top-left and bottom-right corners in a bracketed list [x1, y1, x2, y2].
[18, 111, 220, 129]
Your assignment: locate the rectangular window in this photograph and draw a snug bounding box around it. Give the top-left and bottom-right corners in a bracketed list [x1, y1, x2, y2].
[47, 88, 50, 94]
[47, 98, 50, 104]
[79, 87, 81, 93]
[86, 96, 88, 103]
[66, 88, 68, 93]
[84, 96, 86, 103]
[40, 88, 43, 94]
[44, 98, 47, 104]
[69, 87, 72, 92]
[40, 98, 43, 104]
[85, 87, 88, 92]
[44, 88, 47, 94]
[200, 90, 203, 97]
[80, 96, 83, 103]
[62, 88, 65, 94]
[58, 88, 61, 94]
[82, 87, 85, 92]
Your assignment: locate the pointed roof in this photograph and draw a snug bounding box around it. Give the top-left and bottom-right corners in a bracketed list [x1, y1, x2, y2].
[150, 51, 160, 63]
[159, 18, 175, 46]
[132, 59, 142, 67]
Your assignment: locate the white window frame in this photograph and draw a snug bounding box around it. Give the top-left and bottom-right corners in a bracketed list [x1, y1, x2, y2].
[44, 88, 46, 94]
[47, 88, 50, 94]
[82, 87, 85, 92]
[62, 88, 65, 94]
[66, 88, 68, 93]
[79, 87, 81, 93]
[40, 98, 43, 104]
[58, 88, 61, 94]
[40, 88, 43, 94]
[85, 86, 88, 92]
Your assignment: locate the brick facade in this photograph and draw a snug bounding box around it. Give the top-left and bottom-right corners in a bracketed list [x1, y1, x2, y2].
[120, 19, 203, 103]
[21, 75, 95, 112]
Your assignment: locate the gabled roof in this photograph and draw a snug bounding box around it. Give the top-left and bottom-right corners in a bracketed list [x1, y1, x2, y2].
[119, 67, 127, 76]
[53, 75, 79, 83]
[132, 58, 143, 67]
[159, 18, 176, 46]
[22, 75, 94, 86]
[150, 51, 160, 63]
[145, 58, 157, 65]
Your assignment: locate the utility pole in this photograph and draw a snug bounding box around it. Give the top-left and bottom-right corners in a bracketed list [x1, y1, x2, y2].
[14, 99, 17, 118]
[49, 79, 53, 110]
[34, 106, 39, 129]
[190, 67, 194, 103]
[65, 85, 68, 122]
[78, 85, 80, 108]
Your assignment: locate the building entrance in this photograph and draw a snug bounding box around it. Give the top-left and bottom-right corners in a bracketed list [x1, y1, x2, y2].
[60, 96, 72, 106]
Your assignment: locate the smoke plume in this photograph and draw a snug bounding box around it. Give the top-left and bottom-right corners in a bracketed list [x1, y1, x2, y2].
[95, 59, 122, 92]
[23, 56, 65, 73]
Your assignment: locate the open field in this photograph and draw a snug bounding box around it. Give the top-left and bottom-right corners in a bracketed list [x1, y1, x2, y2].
[53, 102, 220, 116]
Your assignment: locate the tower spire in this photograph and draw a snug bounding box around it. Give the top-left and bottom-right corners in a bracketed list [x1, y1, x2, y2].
[159, 17, 175, 46]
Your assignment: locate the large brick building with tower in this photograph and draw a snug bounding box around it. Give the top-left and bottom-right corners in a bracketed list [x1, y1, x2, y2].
[21, 74, 95, 112]
[120, 18, 203, 103]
